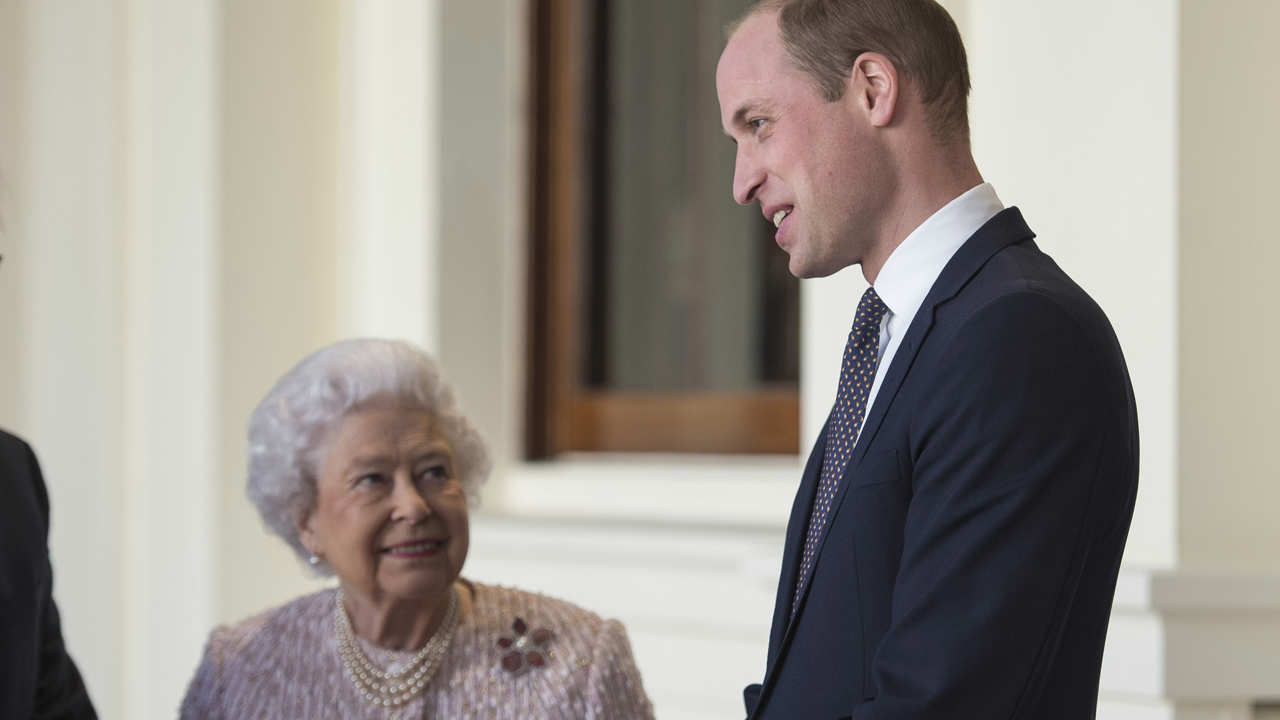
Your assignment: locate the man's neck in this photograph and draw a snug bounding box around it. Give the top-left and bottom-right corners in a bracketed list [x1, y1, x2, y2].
[862, 150, 983, 285]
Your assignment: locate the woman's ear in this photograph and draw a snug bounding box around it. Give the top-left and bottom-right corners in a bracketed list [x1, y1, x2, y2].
[299, 511, 321, 556]
[847, 51, 899, 128]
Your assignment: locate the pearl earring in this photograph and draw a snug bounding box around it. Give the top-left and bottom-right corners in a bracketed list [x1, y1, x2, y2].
[308, 554, 321, 566]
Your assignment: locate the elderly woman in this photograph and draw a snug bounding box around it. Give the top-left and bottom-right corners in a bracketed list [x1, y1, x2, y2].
[181, 339, 653, 719]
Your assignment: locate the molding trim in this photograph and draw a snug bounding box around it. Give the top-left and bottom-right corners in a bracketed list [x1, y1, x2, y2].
[1104, 567, 1280, 703]
[488, 455, 801, 529]
[1123, 569, 1280, 613]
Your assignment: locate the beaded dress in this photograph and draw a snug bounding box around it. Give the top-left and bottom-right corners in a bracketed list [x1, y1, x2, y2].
[180, 580, 654, 719]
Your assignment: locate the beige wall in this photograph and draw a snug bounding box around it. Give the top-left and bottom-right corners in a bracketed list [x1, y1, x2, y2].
[214, 0, 343, 626]
[212, 0, 444, 628]
[0, 0, 22, 418]
[1178, 0, 1280, 575]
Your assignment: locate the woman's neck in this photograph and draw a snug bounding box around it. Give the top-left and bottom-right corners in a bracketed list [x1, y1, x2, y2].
[340, 582, 455, 650]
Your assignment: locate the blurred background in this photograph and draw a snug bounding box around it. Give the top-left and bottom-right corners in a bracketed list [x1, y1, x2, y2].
[1, 0, 1277, 718]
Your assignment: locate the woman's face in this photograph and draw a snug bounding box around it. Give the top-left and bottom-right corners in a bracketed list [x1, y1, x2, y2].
[301, 404, 469, 604]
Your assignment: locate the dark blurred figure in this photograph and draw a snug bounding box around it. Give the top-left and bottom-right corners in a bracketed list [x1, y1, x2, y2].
[1, 429, 97, 719]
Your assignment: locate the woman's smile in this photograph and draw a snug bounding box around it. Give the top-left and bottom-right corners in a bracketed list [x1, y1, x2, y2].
[381, 538, 448, 558]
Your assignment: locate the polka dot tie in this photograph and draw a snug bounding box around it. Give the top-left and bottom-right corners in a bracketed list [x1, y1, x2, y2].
[792, 287, 889, 618]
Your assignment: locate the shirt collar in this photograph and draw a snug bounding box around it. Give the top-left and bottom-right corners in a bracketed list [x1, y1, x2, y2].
[873, 182, 1005, 321]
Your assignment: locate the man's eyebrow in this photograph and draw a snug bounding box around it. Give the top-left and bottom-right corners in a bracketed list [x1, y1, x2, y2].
[731, 100, 764, 129]
[722, 100, 761, 143]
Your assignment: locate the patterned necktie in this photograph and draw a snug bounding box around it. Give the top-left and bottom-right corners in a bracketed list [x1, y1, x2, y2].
[792, 287, 889, 617]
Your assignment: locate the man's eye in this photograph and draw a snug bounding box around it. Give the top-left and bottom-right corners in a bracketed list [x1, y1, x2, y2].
[355, 473, 385, 486]
[748, 117, 767, 132]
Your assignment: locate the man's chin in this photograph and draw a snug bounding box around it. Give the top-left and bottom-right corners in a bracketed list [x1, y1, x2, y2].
[788, 254, 844, 279]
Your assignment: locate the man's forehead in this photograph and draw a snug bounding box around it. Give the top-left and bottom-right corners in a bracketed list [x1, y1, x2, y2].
[716, 11, 783, 120]
[719, 10, 780, 79]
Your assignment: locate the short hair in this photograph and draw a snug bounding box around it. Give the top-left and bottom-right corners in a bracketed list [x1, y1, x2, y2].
[246, 338, 490, 575]
[744, 0, 971, 143]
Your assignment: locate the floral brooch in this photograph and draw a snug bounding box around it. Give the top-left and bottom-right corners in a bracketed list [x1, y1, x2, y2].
[497, 617, 552, 673]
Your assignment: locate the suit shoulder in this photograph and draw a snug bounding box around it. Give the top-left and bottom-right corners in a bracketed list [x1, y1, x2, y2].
[941, 241, 1122, 355]
[0, 428, 39, 480]
[0, 427, 50, 533]
[0, 427, 29, 455]
[986, 241, 1106, 309]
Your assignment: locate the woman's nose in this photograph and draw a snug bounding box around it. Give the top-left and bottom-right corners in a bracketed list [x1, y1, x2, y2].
[391, 473, 431, 521]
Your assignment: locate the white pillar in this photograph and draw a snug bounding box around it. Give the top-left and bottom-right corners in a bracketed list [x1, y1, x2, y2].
[955, 0, 1280, 716]
[335, 0, 440, 351]
[964, 0, 1181, 571]
[4, 2, 129, 716]
[120, 0, 219, 716]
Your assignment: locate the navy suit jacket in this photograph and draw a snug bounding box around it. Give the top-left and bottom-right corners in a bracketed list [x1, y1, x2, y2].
[0, 429, 97, 719]
[745, 208, 1139, 719]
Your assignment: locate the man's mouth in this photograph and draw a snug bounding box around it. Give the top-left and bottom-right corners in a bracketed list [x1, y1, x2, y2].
[772, 207, 792, 228]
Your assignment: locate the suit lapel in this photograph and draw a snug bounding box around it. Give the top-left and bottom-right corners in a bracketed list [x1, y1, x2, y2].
[754, 208, 1037, 714]
[752, 415, 829, 717]
[851, 207, 1036, 468]
[767, 417, 829, 666]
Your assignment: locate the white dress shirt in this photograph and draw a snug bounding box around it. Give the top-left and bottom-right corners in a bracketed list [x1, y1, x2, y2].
[855, 182, 1005, 439]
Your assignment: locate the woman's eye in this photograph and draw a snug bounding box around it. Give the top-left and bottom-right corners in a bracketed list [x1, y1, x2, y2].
[418, 464, 449, 481]
[355, 473, 385, 487]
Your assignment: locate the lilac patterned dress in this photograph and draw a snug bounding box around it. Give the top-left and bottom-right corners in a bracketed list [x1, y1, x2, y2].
[181, 580, 654, 719]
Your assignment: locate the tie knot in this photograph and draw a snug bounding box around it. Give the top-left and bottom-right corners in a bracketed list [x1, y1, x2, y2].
[855, 287, 889, 329]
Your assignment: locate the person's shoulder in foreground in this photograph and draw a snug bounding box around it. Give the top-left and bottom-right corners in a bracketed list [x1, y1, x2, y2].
[183, 579, 652, 720]
[0, 429, 98, 720]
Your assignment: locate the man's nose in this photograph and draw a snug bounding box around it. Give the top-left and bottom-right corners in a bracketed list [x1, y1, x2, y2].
[732, 149, 764, 205]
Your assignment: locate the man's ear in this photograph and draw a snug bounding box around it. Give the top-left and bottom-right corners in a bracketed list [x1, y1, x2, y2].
[846, 52, 899, 128]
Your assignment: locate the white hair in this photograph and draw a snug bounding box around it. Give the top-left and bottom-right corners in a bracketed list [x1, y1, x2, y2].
[246, 338, 490, 574]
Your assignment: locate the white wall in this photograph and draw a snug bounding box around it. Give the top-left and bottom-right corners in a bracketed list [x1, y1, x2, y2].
[0, 1, 441, 716]
[964, 0, 1181, 570]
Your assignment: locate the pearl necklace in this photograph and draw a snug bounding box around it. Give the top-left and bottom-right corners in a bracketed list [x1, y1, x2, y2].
[334, 586, 459, 709]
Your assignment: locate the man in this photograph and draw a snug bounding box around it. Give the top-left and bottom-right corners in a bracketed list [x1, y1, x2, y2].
[716, 1, 1138, 718]
[1, 429, 97, 719]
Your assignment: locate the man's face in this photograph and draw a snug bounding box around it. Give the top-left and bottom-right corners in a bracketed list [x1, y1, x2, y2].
[716, 11, 892, 278]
